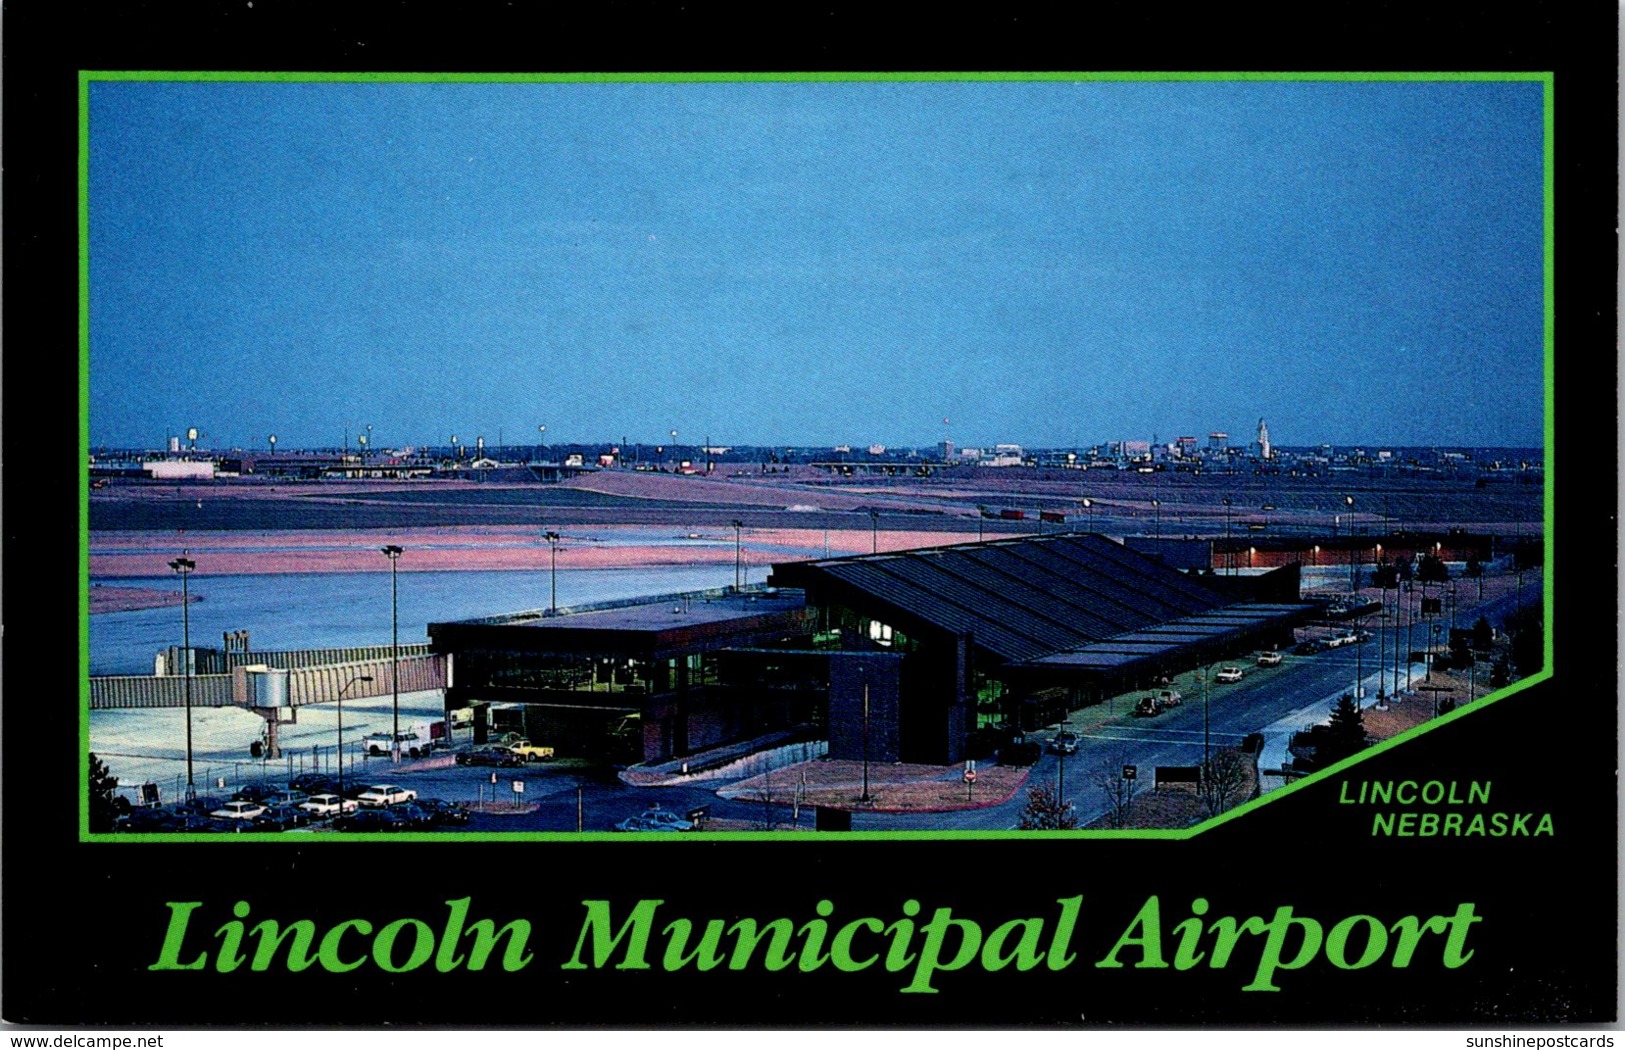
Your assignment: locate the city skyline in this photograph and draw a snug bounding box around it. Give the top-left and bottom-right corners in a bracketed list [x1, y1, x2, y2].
[88, 77, 1545, 449]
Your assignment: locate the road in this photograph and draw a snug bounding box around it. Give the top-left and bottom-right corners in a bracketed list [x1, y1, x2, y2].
[853, 576, 1541, 832]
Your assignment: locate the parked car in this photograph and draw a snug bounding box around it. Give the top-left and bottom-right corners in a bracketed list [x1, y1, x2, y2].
[1049, 731, 1079, 755]
[116, 807, 185, 833]
[456, 746, 523, 768]
[259, 789, 309, 809]
[1155, 689, 1183, 707]
[1134, 696, 1165, 717]
[1257, 651, 1284, 667]
[388, 802, 437, 830]
[354, 784, 418, 808]
[210, 800, 268, 821]
[231, 783, 283, 803]
[1216, 666, 1245, 683]
[176, 796, 230, 816]
[1294, 639, 1326, 655]
[614, 807, 695, 832]
[291, 773, 342, 796]
[298, 793, 359, 818]
[250, 805, 311, 832]
[334, 809, 409, 833]
[417, 798, 472, 827]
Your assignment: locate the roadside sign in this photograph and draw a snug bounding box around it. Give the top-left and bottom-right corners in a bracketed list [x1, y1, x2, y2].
[1123, 765, 1137, 781]
[512, 780, 525, 794]
[963, 767, 977, 783]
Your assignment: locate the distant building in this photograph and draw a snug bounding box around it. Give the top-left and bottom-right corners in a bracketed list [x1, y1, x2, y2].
[1209, 432, 1229, 450]
[1176, 436, 1198, 458]
[1258, 418, 1272, 460]
[145, 459, 215, 480]
[938, 440, 955, 461]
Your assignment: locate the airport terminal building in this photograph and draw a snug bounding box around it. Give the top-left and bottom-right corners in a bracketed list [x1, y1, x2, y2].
[428, 534, 1314, 767]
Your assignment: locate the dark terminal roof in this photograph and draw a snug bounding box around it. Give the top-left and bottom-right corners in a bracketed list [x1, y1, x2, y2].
[771, 534, 1301, 665]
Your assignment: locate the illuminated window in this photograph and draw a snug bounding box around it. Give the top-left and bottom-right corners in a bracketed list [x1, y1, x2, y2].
[867, 620, 894, 646]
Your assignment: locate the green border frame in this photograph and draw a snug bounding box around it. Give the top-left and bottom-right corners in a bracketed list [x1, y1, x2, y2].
[79, 69, 1556, 843]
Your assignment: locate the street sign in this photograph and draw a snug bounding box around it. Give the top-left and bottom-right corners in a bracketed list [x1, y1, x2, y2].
[963, 768, 977, 783]
[1123, 765, 1138, 781]
[512, 780, 525, 794]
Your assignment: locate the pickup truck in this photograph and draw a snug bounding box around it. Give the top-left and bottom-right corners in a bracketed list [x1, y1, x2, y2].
[365, 721, 449, 758]
[503, 738, 556, 763]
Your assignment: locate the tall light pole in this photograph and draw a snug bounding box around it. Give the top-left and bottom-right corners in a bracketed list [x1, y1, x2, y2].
[381, 545, 403, 762]
[1080, 498, 1093, 535]
[730, 520, 745, 591]
[869, 508, 880, 554]
[335, 674, 374, 798]
[860, 664, 873, 805]
[545, 531, 561, 614]
[670, 429, 678, 472]
[1222, 498, 1233, 574]
[168, 556, 197, 799]
[538, 424, 547, 462]
[1151, 498, 1161, 539]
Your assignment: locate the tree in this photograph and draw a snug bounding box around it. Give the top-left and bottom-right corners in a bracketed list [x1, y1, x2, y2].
[1464, 556, 1484, 579]
[1091, 756, 1140, 830]
[1472, 616, 1494, 650]
[89, 753, 121, 833]
[1371, 561, 1399, 589]
[1018, 782, 1078, 830]
[1504, 604, 1545, 678]
[1318, 694, 1370, 767]
[1198, 749, 1252, 818]
[1417, 553, 1451, 584]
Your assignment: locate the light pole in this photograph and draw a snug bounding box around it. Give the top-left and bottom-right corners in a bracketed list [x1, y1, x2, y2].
[670, 429, 678, 472]
[335, 674, 374, 798]
[1222, 498, 1233, 573]
[169, 556, 197, 799]
[1080, 498, 1093, 535]
[381, 545, 403, 762]
[859, 664, 873, 806]
[1151, 498, 1161, 539]
[538, 424, 547, 462]
[731, 519, 745, 591]
[869, 508, 880, 554]
[545, 531, 561, 614]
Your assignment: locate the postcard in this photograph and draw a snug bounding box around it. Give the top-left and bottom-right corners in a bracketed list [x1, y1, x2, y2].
[4, 5, 1616, 1030]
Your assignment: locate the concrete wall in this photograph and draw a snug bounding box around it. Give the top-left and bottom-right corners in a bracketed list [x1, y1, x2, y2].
[92, 655, 446, 711]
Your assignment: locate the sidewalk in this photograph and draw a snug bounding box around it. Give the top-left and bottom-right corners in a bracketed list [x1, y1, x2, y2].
[719, 757, 1029, 814]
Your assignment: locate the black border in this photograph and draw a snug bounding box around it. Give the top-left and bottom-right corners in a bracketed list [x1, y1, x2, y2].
[5, 2, 1617, 1027]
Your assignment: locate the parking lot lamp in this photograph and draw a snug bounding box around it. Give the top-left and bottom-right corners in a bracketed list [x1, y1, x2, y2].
[731, 520, 745, 591]
[869, 508, 880, 554]
[381, 545, 404, 762]
[1151, 498, 1161, 538]
[1080, 498, 1093, 534]
[168, 556, 197, 799]
[335, 675, 374, 798]
[860, 665, 873, 806]
[545, 531, 561, 614]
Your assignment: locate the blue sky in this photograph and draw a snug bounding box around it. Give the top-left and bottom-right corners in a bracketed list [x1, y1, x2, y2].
[88, 78, 1545, 450]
